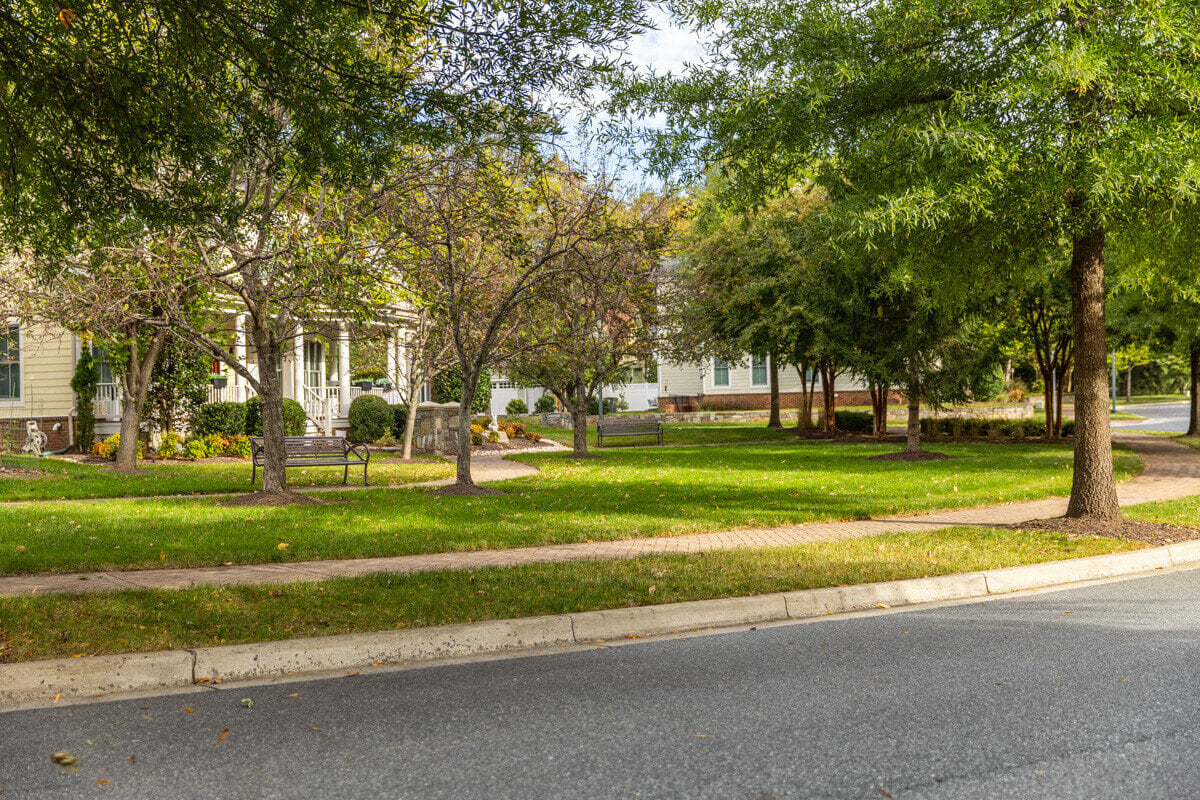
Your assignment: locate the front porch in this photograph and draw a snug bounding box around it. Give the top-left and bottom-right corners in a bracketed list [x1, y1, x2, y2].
[93, 315, 417, 437]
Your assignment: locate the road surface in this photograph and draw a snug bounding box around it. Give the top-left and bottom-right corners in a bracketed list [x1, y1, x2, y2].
[5, 567, 1200, 799]
[1112, 400, 1190, 433]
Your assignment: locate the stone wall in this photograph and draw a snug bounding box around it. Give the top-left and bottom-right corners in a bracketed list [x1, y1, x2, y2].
[412, 403, 462, 455]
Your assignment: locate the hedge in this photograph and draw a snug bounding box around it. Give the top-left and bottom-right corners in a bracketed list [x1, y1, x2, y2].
[193, 402, 247, 438]
[244, 396, 307, 436]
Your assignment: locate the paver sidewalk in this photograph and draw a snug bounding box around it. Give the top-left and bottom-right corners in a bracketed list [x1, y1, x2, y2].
[3, 432, 1196, 598]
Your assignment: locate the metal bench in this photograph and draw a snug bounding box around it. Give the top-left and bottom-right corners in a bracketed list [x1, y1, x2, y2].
[250, 436, 370, 485]
[596, 418, 663, 447]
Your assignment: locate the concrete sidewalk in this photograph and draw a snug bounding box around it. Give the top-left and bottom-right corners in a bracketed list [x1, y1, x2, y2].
[2, 432, 1194, 598]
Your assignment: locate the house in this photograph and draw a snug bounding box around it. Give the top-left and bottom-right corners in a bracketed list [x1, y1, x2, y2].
[0, 311, 422, 451]
[657, 355, 876, 411]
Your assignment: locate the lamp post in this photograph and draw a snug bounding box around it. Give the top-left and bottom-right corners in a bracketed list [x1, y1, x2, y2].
[1111, 349, 1118, 413]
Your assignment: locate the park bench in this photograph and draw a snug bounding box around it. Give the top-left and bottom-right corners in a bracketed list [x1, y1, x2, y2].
[596, 418, 663, 447]
[250, 436, 371, 486]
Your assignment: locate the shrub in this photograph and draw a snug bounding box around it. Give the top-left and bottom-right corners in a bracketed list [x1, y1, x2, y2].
[92, 434, 142, 460]
[373, 431, 400, 447]
[244, 397, 307, 436]
[182, 437, 208, 460]
[834, 411, 874, 433]
[1061, 420, 1076, 437]
[226, 434, 252, 458]
[390, 404, 409, 439]
[348, 394, 392, 443]
[193, 402, 247, 437]
[202, 433, 229, 456]
[501, 420, 527, 438]
[156, 432, 185, 459]
[505, 398, 528, 416]
[525, 431, 542, 442]
[534, 394, 557, 414]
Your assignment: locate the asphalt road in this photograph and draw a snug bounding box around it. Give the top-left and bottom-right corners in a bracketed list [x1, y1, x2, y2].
[1112, 400, 1191, 433]
[6, 568, 1200, 799]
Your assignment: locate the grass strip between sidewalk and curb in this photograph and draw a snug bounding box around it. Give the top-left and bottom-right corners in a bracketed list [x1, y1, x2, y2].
[0, 527, 1144, 664]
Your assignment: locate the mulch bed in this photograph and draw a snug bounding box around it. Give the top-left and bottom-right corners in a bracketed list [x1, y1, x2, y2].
[0, 465, 44, 479]
[869, 450, 953, 462]
[222, 491, 326, 507]
[1006, 517, 1200, 547]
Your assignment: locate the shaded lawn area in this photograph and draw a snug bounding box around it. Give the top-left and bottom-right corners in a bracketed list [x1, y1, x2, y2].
[524, 420, 799, 448]
[0, 454, 454, 501]
[1119, 394, 1189, 405]
[0, 441, 1142, 576]
[1148, 433, 1200, 450]
[0, 527, 1143, 662]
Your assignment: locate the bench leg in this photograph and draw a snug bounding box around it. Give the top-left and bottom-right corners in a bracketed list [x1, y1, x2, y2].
[343, 464, 349, 485]
[363, 463, 369, 487]
[251, 462, 257, 485]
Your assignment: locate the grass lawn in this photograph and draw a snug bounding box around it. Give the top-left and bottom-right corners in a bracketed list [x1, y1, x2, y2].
[1147, 433, 1200, 449]
[0, 454, 454, 501]
[1108, 411, 1146, 421]
[0, 526, 1142, 663]
[1118, 394, 1189, 405]
[0, 441, 1142, 576]
[524, 420, 799, 448]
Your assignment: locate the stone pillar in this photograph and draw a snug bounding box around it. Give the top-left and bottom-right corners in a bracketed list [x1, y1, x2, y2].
[337, 322, 351, 418]
[232, 314, 246, 388]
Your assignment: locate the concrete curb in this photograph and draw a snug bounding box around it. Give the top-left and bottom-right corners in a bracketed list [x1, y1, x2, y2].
[6, 541, 1200, 708]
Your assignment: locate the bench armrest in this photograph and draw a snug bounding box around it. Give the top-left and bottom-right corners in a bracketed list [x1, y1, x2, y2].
[346, 442, 370, 461]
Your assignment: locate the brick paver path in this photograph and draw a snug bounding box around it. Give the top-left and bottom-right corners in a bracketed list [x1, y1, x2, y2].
[3, 432, 1196, 598]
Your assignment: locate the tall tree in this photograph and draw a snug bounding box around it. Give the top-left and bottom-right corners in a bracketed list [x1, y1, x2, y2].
[618, 0, 1200, 519]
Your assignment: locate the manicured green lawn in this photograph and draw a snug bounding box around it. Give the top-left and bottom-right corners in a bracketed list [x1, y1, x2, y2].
[0, 526, 1142, 662]
[0, 454, 453, 501]
[0, 441, 1141, 575]
[526, 420, 812, 448]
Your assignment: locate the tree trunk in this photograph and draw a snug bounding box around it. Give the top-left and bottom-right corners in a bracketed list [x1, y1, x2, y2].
[1188, 344, 1200, 437]
[1125, 364, 1132, 404]
[1043, 379, 1056, 440]
[1065, 227, 1120, 519]
[819, 361, 837, 434]
[111, 328, 168, 471]
[870, 381, 888, 438]
[401, 395, 417, 460]
[453, 366, 481, 486]
[1054, 366, 1066, 439]
[905, 374, 922, 454]
[767, 355, 782, 429]
[572, 379, 589, 456]
[795, 363, 814, 430]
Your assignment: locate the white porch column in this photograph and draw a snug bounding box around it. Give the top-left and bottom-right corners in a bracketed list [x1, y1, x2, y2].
[386, 329, 398, 386]
[291, 329, 305, 401]
[232, 314, 247, 387]
[337, 322, 351, 418]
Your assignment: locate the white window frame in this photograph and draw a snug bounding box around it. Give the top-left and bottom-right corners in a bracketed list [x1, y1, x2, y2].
[751, 354, 769, 386]
[0, 320, 22, 405]
[712, 357, 730, 387]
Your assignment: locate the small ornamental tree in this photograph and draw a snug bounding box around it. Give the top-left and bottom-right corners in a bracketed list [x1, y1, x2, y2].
[70, 345, 99, 453]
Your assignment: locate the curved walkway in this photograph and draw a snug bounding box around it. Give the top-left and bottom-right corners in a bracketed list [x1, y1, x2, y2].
[2, 432, 1197, 598]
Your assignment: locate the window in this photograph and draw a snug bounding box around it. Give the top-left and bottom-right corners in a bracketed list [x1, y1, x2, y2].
[91, 345, 115, 385]
[418, 381, 431, 403]
[751, 355, 768, 386]
[713, 357, 730, 387]
[0, 323, 18, 400]
[304, 341, 323, 389]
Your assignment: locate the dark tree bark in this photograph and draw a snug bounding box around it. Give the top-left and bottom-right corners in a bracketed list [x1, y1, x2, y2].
[767, 353, 782, 429]
[1065, 227, 1120, 519]
[818, 360, 839, 434]
[794, 362, 815, 430]
[1125, 364, 1133, 404]
[904, 372, 922, 454]
[870, 380, 888, 438]
[454, 366, 483, 486]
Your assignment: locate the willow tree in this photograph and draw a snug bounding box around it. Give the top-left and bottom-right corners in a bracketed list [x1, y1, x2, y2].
[618, 0, 1200, 519]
